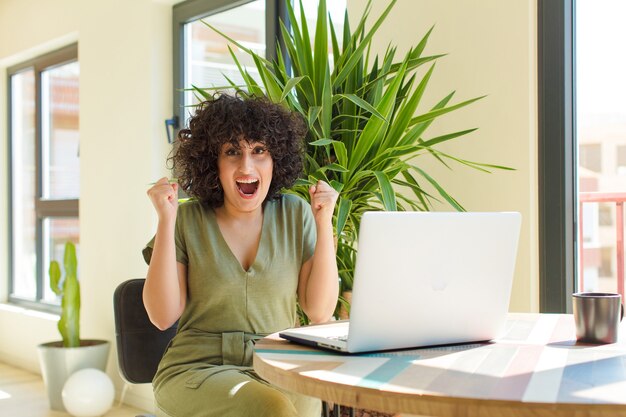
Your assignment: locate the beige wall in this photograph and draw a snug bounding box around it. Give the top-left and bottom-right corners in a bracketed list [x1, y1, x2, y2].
[348, 0, 539, 312]
[0, 0, 175, 411]
[0, 0, 538, 411]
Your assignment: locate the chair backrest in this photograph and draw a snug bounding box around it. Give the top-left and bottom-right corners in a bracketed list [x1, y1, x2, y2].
[113, 279, 177, 384]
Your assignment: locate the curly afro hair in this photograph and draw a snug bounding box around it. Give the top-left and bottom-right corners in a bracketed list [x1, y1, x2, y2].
[170, 93, 308, 208]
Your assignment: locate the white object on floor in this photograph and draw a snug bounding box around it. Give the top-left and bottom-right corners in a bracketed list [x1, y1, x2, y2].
[62, 368, 115, 417]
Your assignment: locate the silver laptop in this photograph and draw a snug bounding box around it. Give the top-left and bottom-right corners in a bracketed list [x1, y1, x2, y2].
[280, 211, 521, 353]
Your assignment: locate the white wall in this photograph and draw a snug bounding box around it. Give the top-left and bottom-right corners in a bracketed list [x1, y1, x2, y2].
[348, 0, 539, 312]
[0, 0, 538, 411]
[0, 0, 175, 411]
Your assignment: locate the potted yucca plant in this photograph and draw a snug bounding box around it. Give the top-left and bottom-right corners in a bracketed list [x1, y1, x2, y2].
[37, 242, 110, 411]
[197, 0, 510, 318]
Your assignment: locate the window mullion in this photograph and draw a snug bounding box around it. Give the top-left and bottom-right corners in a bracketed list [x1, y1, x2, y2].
[265, 0, 279, 63]
[34, 64, 44, 303]
[538, 0, 576, 313]
[36, 199, 79, 217]
[7, 72, 15, 299]
[35, 217, 44, 302]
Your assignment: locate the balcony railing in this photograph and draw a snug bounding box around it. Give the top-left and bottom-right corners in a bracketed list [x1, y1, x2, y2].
[578, 192, 626, 302]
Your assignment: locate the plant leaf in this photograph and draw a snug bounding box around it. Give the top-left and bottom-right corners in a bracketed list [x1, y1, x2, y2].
[420, 128, 479, 148]
[313, 0, 328, 90]
[310, 138, 334, 146]
[335, 0, 397, 86]
[329, 14, 341, 64]
[280, 76, 305, 102]
[332, 140, 348, 168]
[329, 180, 344, 193]
[49, 261, 62, 296]
[307, 106, 322, 127]
[334, 94, 387, 121]
[294, 178, 314, 187]
[374, 171, 397, 211]
[64, 242, 77, 277]
[348, 59, 407, 173]
[251, 54, 282, 101]
[408, 96, 486, 127]
[190, 85, 213, 101]
[411, 165, 465, 211]
[322, 163, 349, 173]
[336, 197, 353, 237]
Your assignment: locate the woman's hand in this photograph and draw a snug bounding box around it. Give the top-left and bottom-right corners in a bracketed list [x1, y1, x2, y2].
[300, 180, 340, 323]
[144, 177, 186, 330]
[309, 180, 339, 226]
[147, 177, 179, 222]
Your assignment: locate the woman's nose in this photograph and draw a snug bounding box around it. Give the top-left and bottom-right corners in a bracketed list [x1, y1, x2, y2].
[238, 152, 253, 172]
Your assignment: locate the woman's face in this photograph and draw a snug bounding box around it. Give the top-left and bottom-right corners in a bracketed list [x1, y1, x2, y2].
[217, 139, 273, 214]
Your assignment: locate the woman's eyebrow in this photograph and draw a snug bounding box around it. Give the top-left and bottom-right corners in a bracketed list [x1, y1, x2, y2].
[240, 141, 266, 148]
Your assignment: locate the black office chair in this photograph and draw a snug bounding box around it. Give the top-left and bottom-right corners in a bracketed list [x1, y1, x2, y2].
[113, 278, 177, 417]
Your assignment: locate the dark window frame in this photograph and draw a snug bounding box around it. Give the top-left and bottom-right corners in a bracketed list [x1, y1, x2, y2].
[7, 43, 79, 312]
[538, 0, 577, 313]
[172, 0, 286, 131]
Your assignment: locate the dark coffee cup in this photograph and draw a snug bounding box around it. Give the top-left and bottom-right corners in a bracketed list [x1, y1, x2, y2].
[572, 292, 624, 344]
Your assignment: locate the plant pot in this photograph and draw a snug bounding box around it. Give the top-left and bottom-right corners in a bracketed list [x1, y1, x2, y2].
[37, 339, 110, 411]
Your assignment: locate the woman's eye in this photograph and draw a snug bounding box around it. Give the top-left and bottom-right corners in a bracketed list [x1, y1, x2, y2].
[253, 147, 268, 154]
[225, 148, 239, 156]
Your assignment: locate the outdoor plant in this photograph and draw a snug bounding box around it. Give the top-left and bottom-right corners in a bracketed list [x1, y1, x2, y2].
[197, 0, 510, 312]
[49, 242, 80, 347]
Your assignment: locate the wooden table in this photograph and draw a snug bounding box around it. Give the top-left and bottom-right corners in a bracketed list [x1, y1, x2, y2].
[253, 313, 626, 417]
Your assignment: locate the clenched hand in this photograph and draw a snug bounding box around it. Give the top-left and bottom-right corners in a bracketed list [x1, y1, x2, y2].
[309, 180, 339, 226]
[147, 177, 179, 223]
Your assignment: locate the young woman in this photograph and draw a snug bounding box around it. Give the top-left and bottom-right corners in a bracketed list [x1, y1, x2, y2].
[143, 94, 339, 417]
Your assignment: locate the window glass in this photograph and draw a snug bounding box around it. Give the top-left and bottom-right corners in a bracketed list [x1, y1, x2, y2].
[576, 0, 626, 294]
[42, 62, 80, 200]
[616, 145, 626, 174]
[599, 247, 615, 282]
[10, 69, 37, 300]
[579, 143, 602, 173]
[183, 0, 265, 109]
[599, 204, 613, 226]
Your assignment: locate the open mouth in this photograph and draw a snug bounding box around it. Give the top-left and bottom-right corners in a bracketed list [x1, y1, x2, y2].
[236, 179, 259, 197]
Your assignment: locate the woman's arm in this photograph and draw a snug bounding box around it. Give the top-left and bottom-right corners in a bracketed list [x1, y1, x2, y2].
[143, 177, 188, 330]
[297, 181, 339, 323]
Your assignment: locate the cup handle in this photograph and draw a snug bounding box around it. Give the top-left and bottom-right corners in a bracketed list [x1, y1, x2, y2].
[621, 303, 624, 321]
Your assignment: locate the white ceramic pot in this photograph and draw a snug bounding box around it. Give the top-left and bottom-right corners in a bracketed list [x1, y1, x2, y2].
[37, 340, 110, 411]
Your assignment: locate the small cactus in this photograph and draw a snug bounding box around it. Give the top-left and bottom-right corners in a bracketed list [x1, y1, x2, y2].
[49, 242, 80, 348]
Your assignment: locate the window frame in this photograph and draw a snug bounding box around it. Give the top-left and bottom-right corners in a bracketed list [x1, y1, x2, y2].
[172, 0, 286, 130]
[7, 43, 79, 312]
[538, 0, 576, 313]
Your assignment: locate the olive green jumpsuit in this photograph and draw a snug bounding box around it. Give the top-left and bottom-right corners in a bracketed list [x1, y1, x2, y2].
[143, 195, 321, 417]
